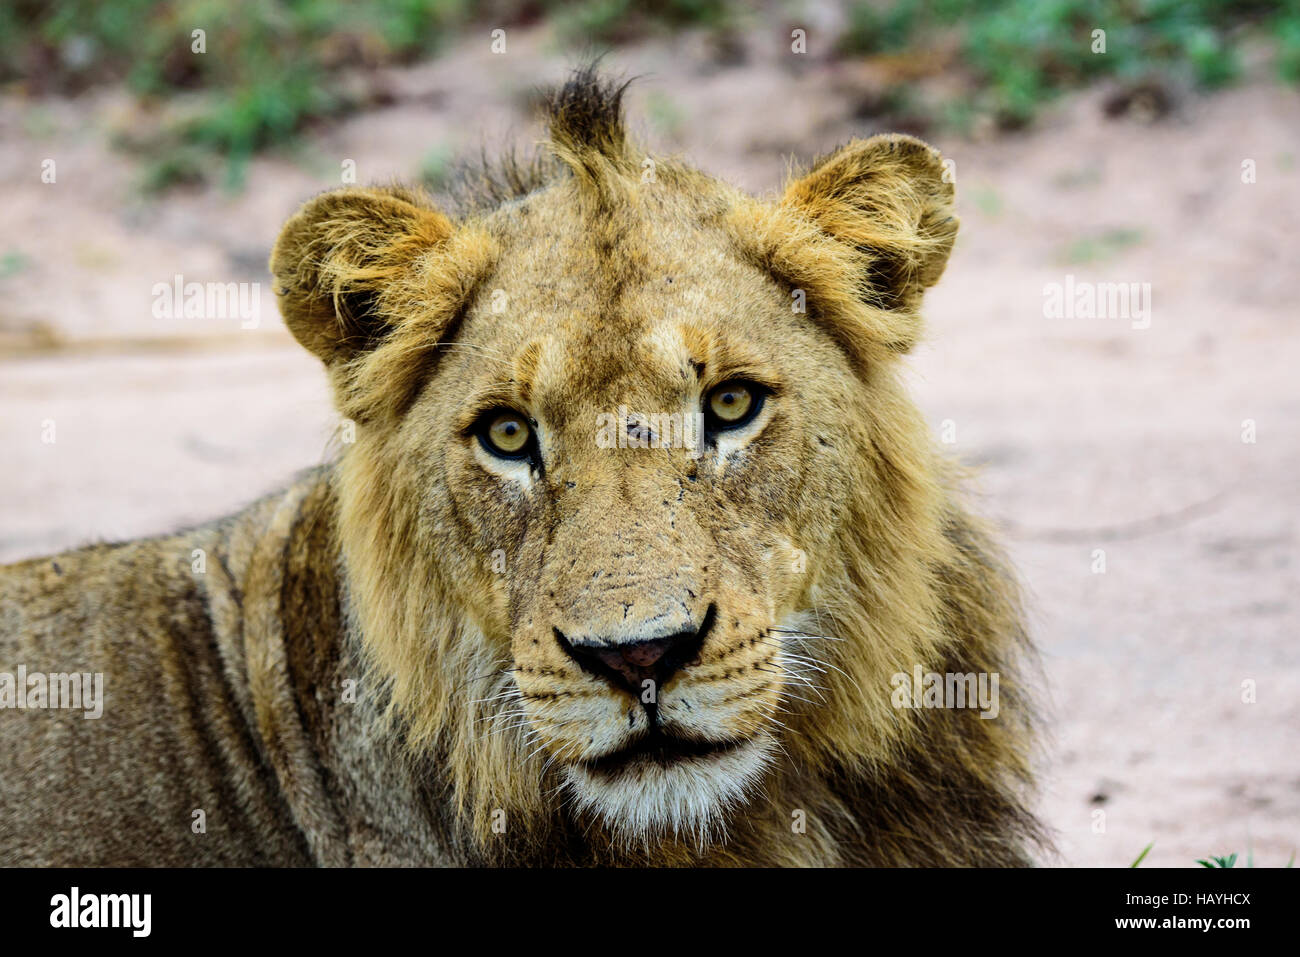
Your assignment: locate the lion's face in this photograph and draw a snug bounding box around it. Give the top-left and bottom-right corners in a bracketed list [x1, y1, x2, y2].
[396, 193, 862, 838]
[271, 83, 958, 850]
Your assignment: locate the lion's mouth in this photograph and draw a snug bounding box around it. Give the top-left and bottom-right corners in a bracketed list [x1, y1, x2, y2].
[561, 731, 777, 841]
[582, 730, 744, 776]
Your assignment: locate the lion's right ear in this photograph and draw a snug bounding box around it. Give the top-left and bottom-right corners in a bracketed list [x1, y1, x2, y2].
[270, 186, 455, 366]
[726, 135, 956, 368]
[781, 134, 957, 323]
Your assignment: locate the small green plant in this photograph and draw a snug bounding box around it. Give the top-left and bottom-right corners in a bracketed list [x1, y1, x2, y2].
[1133, 842, 1297, 868]
[139, 145, 211, 194]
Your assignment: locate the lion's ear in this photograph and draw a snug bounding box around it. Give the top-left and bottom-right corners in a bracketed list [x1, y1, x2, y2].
[781, 134, 957, 339]
[270, 186, 455, 366]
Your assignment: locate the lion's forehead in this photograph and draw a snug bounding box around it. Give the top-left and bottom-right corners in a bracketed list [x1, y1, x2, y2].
[451, 280, 797, 433]
[481, 185, 761, 314]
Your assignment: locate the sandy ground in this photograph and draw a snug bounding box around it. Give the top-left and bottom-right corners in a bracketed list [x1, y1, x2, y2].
[1, 25, 1296, 867]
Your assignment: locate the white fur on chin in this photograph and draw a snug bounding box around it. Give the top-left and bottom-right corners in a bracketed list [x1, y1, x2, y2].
[560, 732, 776, 849]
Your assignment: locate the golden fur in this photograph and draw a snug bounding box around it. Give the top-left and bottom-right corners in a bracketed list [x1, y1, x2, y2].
[0, 68, 1045, 866]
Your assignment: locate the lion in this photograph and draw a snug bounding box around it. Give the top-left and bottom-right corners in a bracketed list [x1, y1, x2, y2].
[0, 68, 1046, 866]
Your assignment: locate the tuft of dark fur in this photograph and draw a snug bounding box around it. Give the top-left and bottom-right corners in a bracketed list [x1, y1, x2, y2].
[448, 65, 635, 213]
[543, 63, 633, 162]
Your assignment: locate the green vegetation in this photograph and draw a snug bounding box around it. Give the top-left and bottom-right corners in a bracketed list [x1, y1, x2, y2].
[645, 89, 688, 139]
[1197, 852, 1238, 867]
[0, 0, 740, 189]
[840, 0, 1300, 127]
[1059, 227, 1145, 265]
[546, 0, 734, 44]
[1132, 843, 1296, 867]
[0, 250, 28, 279]
[418, 142, 456, 191]
[3, 0, 1299, 190]
[2, 0, 474, 189]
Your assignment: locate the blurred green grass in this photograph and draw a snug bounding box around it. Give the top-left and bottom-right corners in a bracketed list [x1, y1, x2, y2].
[2, 0, 478, 189]
[3, 0, 1299, 191]
[840, 0, 1300, 129]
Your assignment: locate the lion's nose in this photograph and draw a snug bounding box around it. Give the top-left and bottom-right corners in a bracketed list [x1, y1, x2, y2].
[557, 631, 693, 692]
[554, 605, 714, 694]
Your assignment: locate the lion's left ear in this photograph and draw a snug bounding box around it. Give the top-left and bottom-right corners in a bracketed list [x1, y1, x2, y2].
[781, 134, 957, 338]
[270, 186, 498, 422]
[270, 186, 456, 367]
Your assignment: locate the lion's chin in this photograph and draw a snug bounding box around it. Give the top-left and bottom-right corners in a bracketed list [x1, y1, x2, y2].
[560, 731, 777, 848]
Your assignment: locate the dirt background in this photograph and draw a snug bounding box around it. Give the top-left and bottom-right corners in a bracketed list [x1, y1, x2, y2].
[1, 24, 1296, 867]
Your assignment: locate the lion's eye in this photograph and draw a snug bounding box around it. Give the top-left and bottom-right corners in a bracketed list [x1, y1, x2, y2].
[705, 381, 762, 430]
[479, 410, 533, 459]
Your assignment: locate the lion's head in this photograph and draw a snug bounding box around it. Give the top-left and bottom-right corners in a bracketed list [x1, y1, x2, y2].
[271, 70, 1037, 864]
